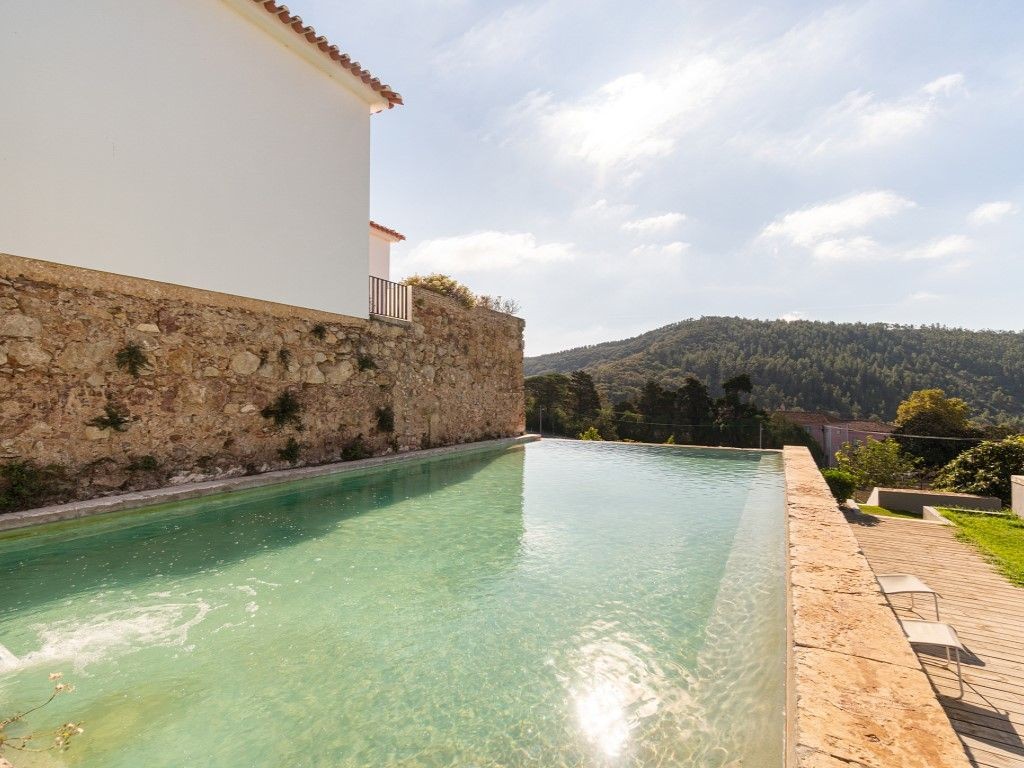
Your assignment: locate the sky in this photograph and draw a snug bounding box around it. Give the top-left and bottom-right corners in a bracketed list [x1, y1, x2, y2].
[299, 0, 1023, 355]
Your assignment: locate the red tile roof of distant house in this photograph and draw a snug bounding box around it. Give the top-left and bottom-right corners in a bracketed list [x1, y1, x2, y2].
[831, 420, 894, 434]
[775, 410, 834, 427]
[369, 221, 406, 241]
[250, 1, 402, 109]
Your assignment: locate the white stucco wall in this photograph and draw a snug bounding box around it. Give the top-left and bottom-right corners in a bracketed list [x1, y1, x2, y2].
[368, 230, 392, 280]
[0, 0, 374, 317]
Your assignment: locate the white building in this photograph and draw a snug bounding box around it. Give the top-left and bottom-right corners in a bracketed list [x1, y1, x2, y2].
[0, 0, 403, 319]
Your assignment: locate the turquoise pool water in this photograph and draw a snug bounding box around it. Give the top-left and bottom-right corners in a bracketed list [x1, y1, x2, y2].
[0, 440, 786, 767]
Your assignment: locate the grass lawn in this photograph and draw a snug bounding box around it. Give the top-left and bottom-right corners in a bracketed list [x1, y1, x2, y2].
[939, 508, 1024, 588]
[858, 504, 922, 520]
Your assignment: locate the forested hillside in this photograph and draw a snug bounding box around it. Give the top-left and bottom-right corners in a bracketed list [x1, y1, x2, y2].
[525, 317, 1024, 424]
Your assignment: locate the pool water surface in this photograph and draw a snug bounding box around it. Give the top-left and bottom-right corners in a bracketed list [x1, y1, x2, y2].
[0, 439, 786, 767]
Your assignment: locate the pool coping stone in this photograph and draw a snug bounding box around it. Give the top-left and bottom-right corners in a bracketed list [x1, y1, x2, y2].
[783, 446, 970, 768]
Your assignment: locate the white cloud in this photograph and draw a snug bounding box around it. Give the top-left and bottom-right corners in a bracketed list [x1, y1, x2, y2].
[906, 290, 942, 302]
[629, 241, 689, 258]
[810, 236, 885, 261]
[537, 57, 729, 169]
[761, 191, 916, 249]
[781, 311, 807, 321]
[399, 231, 576, 274]
[435, 4, 554, 71]
[969, 200, 1018, 226]
[755, 73, 966, 159]
[901, 234, 973, 260]
[621, 212, 687, 235]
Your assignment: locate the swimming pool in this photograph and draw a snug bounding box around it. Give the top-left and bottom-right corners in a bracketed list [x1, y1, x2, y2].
[0, 439, 786, 767]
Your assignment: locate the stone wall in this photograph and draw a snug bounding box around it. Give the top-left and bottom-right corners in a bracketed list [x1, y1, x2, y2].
[0, 253, 524, 504]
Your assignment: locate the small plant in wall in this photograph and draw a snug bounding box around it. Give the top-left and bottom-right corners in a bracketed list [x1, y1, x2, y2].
[311, 323, 328, 341]
[86, 401, 131, 432]
[261, 390, 303, 429]
[115, 342, 150, 378]
[126, 455, 160, 473]
[376, 405, 395, 433]
[278, 437, 301, 464]
[278, 348, 292, 367]
[341, 435, 371, 462]
[357, 353, 376, 372]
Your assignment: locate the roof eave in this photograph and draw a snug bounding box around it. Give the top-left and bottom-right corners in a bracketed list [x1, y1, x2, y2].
[223, 0, 402, 111]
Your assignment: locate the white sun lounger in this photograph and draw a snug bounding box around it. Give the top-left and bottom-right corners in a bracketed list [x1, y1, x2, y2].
[900, 619, 966, 697]
[877, 573, 941, 620]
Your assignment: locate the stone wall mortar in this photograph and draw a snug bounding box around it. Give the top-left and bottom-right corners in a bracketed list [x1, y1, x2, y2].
[0, 253, 524, 502]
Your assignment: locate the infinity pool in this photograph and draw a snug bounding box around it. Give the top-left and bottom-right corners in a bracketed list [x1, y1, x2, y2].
[0, 440, 786, 767]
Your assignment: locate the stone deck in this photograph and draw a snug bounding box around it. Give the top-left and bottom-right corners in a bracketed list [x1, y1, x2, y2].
[849, 511, 1024, 768]
[783, 447, 970, 768]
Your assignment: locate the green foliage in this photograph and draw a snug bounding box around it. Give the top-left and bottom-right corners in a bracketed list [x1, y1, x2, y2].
[834, 438, 921, 490]
[859, 504, 922, 519]
[115, 342, 150, 377]
[278, 437, 301, 464]
[821, 469, 856, 502]
[760, 414, 826, 464]
[404, 273, 476, 309]
[87, 402, 131, 432]
[893, 388, 982, 466]
[526, 371, 618, 440]
[261, 390, 303, 428]
[523, 316, 1024, 426]
[341, 435, 371, 462]
[311, 323, 328, 341]
[664, 434, 676, 445]
[376, 406, 395, 433]
[578, 426, 603, 441]
[934, 437, 1024, 504]
[357, 353, 376, 372]
[0, 460, 68, 511]
[940, 508, 1024, 587]
[126, 455, 159, 473]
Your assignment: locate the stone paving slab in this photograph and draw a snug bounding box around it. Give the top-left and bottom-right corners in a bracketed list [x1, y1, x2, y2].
[784, 446, 970, 768]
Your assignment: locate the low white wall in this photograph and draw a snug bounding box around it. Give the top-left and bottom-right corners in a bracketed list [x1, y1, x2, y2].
[0, 0, 374, 318]
[866, 487, 1001, 515]
[1012, 476, 1024, 520]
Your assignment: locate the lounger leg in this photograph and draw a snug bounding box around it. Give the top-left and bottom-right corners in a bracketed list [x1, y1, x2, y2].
[955, 649, 963, 699]
[911, 593, 915, 612]
[933, 593, 940, 621]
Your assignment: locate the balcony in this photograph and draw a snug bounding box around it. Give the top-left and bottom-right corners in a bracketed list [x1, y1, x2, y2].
[369, 275, 411, 322]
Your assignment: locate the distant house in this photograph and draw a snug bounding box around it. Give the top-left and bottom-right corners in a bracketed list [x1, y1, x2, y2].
[0, 0, 404, 319]
[775, 410, 894, 465]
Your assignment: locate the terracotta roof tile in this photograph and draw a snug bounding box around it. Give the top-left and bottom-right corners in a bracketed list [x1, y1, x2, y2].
[369, 220, 406, 241]
[251, 1, 402, 109]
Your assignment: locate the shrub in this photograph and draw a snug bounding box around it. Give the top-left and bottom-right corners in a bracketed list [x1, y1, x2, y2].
[311, 323, 327, 341]
[835, 437, 921, 490]
[278, 437, 301, 464]
[115, 343, 150, 377]
[578, 426, 603, 441]
[341, 435, 371, 462]
[0, 460, 68, 511]
[821, 469, 857, 503]
[403, 274, 476, 309]
[376, 406, 395, 433]
[664, 434, 676, 445]
[87, 402, 131, 432]
[476, 295, 521, 314]
[357, 353, 376, 372]
[935, 436, 1024, 504]
[261, 390, 303, 428]
[126, 455, 159, 473]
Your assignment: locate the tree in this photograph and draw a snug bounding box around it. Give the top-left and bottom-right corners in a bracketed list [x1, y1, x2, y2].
[934, 437, 1024, 504]
[834, 438, 921, 490]
[893, 389, 982, 467]
[569, 371, 601, 421]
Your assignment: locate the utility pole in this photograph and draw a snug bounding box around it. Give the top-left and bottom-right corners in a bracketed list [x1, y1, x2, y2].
[538, 405, 543, 435]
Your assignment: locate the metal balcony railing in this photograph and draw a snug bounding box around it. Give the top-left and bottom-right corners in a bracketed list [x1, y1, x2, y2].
[369, 275, 411, 321]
